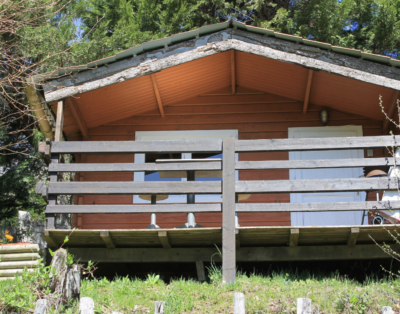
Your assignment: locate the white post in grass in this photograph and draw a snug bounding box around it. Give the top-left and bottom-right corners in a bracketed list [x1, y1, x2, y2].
[234, 293, 245, 314]
[297, 298, 312, 314]
[382, 306, 392, 314]
[80, 297, 94, 314]
[34, 299, 47, 314]
[154, 301, 165, 314]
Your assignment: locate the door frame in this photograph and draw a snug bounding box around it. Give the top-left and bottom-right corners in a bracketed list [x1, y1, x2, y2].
[288, 125, 364, 226]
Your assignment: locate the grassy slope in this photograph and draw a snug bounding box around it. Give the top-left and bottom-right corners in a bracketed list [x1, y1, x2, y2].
[1, 269, 400, 313]
[80, 271, 400, 314]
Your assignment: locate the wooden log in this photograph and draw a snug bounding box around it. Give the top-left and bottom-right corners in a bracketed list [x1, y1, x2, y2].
[235, 135, 400, 152]
[236, 157, 397, 170]
[0, 252, 41, 261]
[45, 204, 222, 214]
[235, 201, 400, 212]
[234, 293, 245, 314]
[80, 297, 94, 314]
[68, 244, 399, 263]
[222, 138, 236, 284]
[297, 298, 311, 314]
[50, 161, 221, 173]
[34, 299, 48, 314]
[0, 277, 14, 281]
[236, 178, 399, 194]
[381, 306, 392, 314]
[0, 244, 39, 253]
[289, 229, 299, 247]
[44, 181, 221, 195]
[0, 268, 34, 277]
[39, 139, 222, 154]
[195, 261, 206, 282]
[0, 260, 39, 269]
[154, 301, 165, 314]
[158, 231, 171, 249]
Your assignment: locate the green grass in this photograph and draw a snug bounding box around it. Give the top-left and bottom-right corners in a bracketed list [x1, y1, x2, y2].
[1, 267, 400, 313]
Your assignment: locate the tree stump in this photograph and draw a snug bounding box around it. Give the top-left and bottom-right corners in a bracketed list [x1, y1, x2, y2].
[49, 248, 82, 306]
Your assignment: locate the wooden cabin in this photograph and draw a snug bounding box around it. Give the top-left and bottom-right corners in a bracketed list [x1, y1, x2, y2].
[29, 20, 400, 282]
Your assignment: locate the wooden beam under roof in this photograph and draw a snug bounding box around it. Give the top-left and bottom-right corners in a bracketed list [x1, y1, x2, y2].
[66, 97, 88, 140]
[383, 90, 400, 133]
[231, 50, 236, 94]
[150, 74, 165, 118]
[54, 100, 64, 142]
[303, 70, 314, 113]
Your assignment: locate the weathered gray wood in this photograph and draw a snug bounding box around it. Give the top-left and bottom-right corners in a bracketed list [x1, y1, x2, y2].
[234, 293, 245, 314]
[68, 245, 400, 262]
[63, 264, 82, 303]
[80, 297, 94, 314]
[236, 157, 397, 170]
[235, 201, 400, 212]
[297, 298, 311, 314]
[39, 139, 222, 154]
[49, 249, 68, 296]
[34, 299, 47, 314]
[222, 138, 236, 284]
[195, 261, 206, 282]
[42, 230, 59, 249]
[158, 231, 171, 249]
[54, 100, 64, 142]
[0, 253, 41, 261]
[100, 231, 115, 249]
[236, 178, 399, 194]
[289, 229, 299, 247]
[45, 204, 222, 214]
[347, 227, 360, 247]
[381, 306, 392, 314]
[235, 135, 400, 152]
[49, 161, 222, 172]
[45, 181, 221, 195]
[154, 301, 165, 314]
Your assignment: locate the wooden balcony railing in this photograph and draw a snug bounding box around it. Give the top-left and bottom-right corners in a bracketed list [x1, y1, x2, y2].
[36, 135, 400, 283]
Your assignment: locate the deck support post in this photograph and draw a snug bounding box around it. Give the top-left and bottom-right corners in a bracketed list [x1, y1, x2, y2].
[222, 138, 236, 284]
[195, 261, 206, 282]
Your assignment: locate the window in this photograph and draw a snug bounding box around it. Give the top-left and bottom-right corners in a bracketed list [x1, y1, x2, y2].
[133, 130, 238, 204]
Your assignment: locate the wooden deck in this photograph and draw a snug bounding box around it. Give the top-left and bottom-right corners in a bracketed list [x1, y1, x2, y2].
[43, 225, 399, 263]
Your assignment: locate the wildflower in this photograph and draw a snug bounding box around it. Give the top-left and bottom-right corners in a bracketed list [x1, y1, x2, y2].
[4, 230, 13, 242]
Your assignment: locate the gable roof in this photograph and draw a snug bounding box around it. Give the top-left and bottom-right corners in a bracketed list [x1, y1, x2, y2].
[33, 19, 400, 83]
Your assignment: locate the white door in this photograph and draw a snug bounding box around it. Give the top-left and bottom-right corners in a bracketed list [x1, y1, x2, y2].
[289, 126, 365, 226]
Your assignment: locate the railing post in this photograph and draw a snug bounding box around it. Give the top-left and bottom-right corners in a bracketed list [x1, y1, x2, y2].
[222, 138, 236, 284]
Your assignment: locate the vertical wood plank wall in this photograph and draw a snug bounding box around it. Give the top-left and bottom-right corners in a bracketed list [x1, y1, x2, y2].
[71, 107, 384, 229]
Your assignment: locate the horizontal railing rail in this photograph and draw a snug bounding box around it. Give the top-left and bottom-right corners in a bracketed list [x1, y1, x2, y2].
[235, 135, 400, 152]
[36, 135, 400, 219]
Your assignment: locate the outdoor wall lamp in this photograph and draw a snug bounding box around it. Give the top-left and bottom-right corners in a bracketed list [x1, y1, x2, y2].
[320, 110, 329, 125]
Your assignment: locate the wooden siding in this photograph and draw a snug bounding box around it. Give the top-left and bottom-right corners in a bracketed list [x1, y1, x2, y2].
[71, 99, 384, 229]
